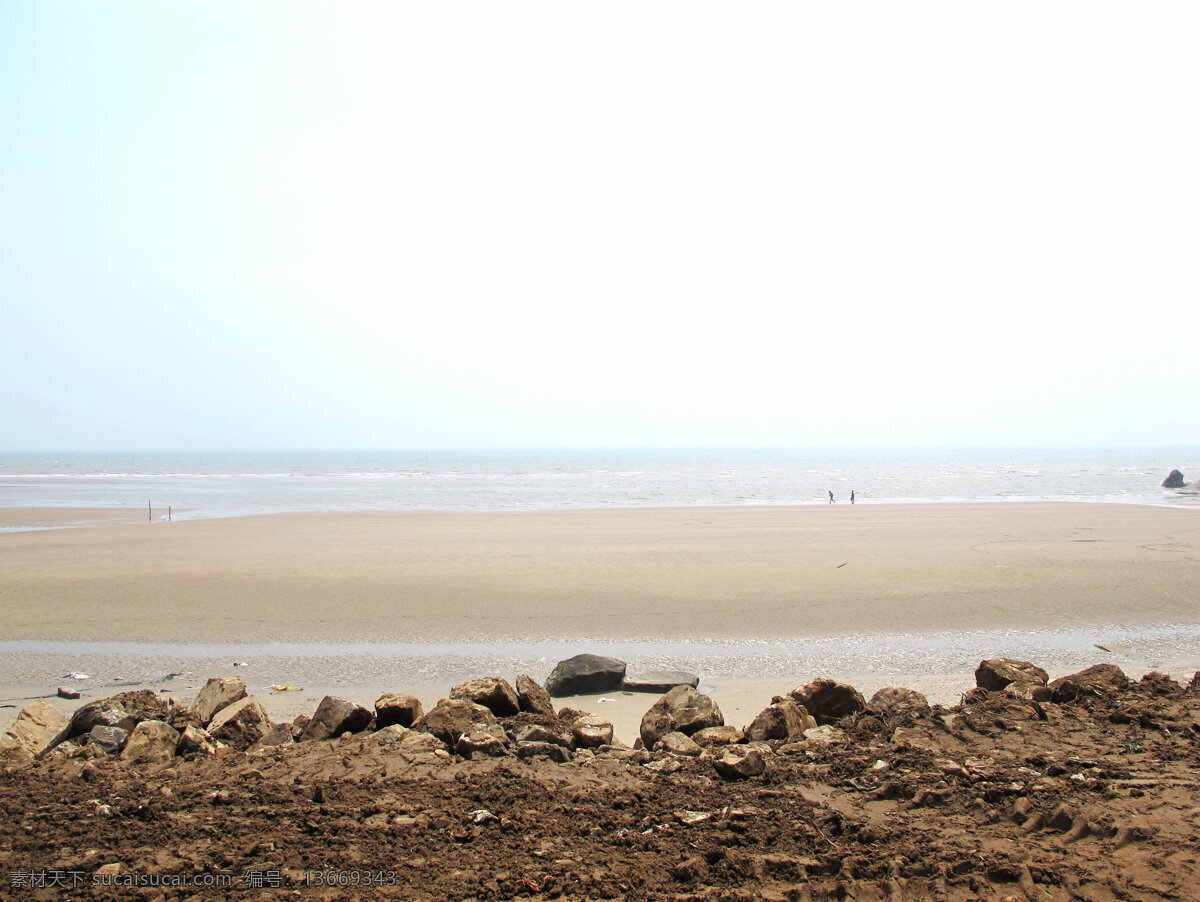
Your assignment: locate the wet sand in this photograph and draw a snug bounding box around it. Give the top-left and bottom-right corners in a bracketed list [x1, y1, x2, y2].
[3, 502, 1199, 644]
[3, 502, 1199, 742]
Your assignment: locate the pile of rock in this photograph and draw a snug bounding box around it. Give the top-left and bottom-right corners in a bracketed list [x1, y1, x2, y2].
[3, 658, 1189, 788]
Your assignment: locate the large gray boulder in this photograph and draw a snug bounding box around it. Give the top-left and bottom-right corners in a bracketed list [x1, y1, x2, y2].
[788, 678, 865, 725]
[450, 678, 520, 717]
[545, 654, 627, 697]
[1162, 469, 1186, 488]
[639, 686, 724, 749]
[195, 677, 248, 725]
[301, 696, 373, 741]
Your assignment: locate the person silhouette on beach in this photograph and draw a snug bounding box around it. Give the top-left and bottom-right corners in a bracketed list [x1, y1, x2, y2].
[828, 490, 834, 504]
[850, 490, 855, 504]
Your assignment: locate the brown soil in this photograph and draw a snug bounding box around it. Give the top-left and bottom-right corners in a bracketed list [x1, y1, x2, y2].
[2, 675, 1199, 901]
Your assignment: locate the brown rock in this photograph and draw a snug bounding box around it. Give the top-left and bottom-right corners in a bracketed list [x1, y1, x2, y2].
[456, 729, 509, 758]
[208, 696, 272, 750]
[88, 725, 129, 753]
[1048, 664, 1129, 703]
[451, 678, 520, 717]
[515, 674, 555, 717]
[868, 687, 931, 718]
[375, 693, 424, 729]
[195, 677, 248, 725]
[639, 686, 724, 749]
[788, 678, 865, 725]
[251, 723, 295, 749]
[655, 731, 702, 756]
[571, 715, 614, 749]
[745, 698, 814, 742]
[3, 700, 68, 757]
[121, 721, 180, 765]
[67, 702, 134, 740]
[692, 725, 745, 747]
[414, 699, 505, 746]
[514, 724, 570, 747]
[301, 696, 373, 741]
[56, 687, 80, 700]
[714, 746, 766, 780]
[177, 724, 218, 757]
[975, 659, 1049, 694]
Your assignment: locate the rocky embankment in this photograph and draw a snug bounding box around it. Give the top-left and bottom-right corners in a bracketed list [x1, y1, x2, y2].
[2, 660, 1199, 901]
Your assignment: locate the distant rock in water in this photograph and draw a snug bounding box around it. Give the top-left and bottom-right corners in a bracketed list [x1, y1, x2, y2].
[1162, 469, 1186, 488]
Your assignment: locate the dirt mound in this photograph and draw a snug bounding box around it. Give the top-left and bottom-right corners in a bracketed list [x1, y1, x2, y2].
[2, 666, 1198, 900]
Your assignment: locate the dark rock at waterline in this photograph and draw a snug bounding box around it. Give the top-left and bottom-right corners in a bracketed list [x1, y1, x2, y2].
[545, 654, 627, 697]
[1162, 469, 1186, 488]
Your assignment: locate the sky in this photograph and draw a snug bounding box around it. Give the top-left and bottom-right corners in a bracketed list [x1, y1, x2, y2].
[2, 3, 1198, 452]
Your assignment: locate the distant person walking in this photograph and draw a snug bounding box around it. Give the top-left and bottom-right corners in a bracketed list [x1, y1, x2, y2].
[828, 490, 834, 504]
[850, 490, 855, 504]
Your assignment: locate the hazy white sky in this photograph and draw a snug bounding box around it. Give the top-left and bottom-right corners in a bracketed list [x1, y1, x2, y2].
[3, 3, 1197, 451]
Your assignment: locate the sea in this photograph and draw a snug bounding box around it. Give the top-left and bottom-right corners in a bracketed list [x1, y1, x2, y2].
[2, 447, 1198, 701]
[1, 447, 1197, 521]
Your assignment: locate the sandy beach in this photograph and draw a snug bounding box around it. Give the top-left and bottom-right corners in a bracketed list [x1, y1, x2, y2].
[2, 502, 1198, 743]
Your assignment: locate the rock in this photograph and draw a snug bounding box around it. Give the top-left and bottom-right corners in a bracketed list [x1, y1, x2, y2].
[208, 696, 272, 750]
[251, 723, 295, 749]
[301, 696, 373, 741]
[514, 724, 570, 747]
[745, 698, 814, 742]
[571, 715, 614, 749]
[516, 741, 571, 763]
[655, 731, 702, 756]
[88, 725, 129, 753]
[414, 699, 505, 747]
[891, 727, 940, 751]
[868, 687, 931, 718]
[375, 693, 423, 729]
[545, 654, 627, 697]
[802, 725, 847, 745]
[121, 721, 180, 765]
[515, 674, 555, 717]
[1048, 664, 1129, 703]
[1163, 469, 1186, 488]
[177, 724, 218, 756]
[68, 702, 134, 740]
[3, 700, 68, 757]
[621, 671, 699, 693]
[692, 725, 745, 747]
[195, 677, 248, 725]
[451, 678, 520, 717]
[57, 687, 80, 700]
[639, 686, 724, 749]
[456, 729, 509, 759]
[975, 659, 1049, 694]
[788, 678, 865, 725]
[108, 690, 170, 727]
[714, 746, 766, 780]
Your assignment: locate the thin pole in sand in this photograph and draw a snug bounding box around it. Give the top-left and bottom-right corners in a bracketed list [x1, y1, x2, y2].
[148, 500, 152, 522]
